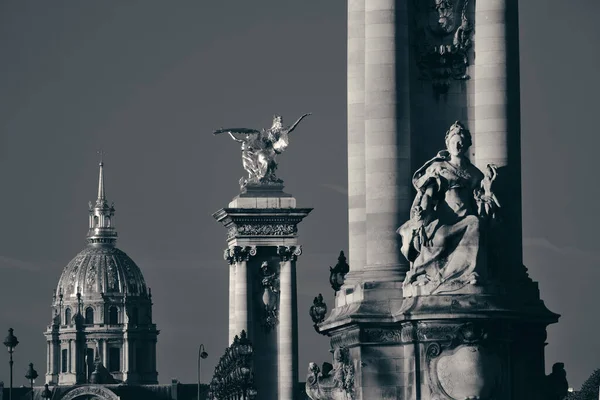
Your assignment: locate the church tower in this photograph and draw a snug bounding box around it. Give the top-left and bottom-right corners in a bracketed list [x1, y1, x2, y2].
[44, 159, 159, 386]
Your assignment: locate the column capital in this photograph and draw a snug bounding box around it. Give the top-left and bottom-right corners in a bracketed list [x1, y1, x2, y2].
[224, 246, 257, 264]
[277, 245, 302, 262]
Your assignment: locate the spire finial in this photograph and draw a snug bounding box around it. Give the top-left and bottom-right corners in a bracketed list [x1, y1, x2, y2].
[97, 150, 105, 201]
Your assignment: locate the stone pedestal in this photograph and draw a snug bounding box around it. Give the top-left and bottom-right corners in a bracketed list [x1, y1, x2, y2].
[214, 184, 311, 400]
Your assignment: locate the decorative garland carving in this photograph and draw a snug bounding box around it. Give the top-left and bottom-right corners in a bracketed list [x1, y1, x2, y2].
[259, 262, 280, 332]
[277, 245, 302, 261]
[413, 0, 473, 94]
[223, 246, 258, 264]
[361, 329, 403, 344]
[228, 224, 297, 239]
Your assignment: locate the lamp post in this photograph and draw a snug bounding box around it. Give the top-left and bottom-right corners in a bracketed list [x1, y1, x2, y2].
[3, 328, 19, 400]
[25, 362, 38, 400]
[198, 344, 208, 400]
[41, 384, 53, 400]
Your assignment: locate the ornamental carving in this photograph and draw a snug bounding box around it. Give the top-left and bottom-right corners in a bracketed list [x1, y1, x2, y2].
[61, 385, 120, 400]
[416, 324, 459, 342]
[329, 329, 361, 349]
[277, 245, 302, 262]
[413, 0, 473, 94]
[309, 294, 327, 333]
[306, 347, 355, 400]
[228, 224, 297, 239]
[223, 246, 257, 264]
[361, 329, 403, 344]
[259, 262, 280, 332]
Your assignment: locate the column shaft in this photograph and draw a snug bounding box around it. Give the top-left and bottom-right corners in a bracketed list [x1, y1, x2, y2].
[102, 340, 108, 367]
[473, 0, 523, 268]
[347, 0, 366, 278]
[364, 0, 411, 278]
[229, 263, 236, 343]
[235, 260, 249, 336]
[278, 258, 298, 400]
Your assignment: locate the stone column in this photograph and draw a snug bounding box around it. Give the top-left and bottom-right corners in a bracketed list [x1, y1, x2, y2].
[102, 340, 108, 367]
[228, 262, 236, 343]
[472, 0, 523, 271]
[363, 0, 412, 279]
[230, 246, 256, 337]
[347, 0, 366, 280]
[278, 246, 301, 400]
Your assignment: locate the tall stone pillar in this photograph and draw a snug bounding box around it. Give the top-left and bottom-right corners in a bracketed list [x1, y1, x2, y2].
[277, 246, 301, 400]
[214, 184, 311, 400]
[228, 263, 237, 342]
[472, 0, 523, 272]
[346, 0, 366, 281]
[363, 0, 411, 280]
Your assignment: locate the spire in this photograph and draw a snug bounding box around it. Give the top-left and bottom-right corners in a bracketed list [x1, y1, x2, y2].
[97, 151, 105, 203]
[87, 154, 118, 246]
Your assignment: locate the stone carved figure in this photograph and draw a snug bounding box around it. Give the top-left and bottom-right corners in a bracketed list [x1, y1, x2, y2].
[413, 0, 473, 93]
[214, 113, 311, 188]
[260, 261, 280, 331]
[306, 347, 355, 400]
[397, 121, 500, 296]
[544, 363, 569, 400]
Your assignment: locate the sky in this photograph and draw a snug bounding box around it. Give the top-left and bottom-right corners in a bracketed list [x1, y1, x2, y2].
[0, 0, 598, 390]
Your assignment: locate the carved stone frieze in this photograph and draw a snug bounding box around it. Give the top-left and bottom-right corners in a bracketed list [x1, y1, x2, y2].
[228, 223, 297, 239]
[416, 324, 460, 342]
[329, 329, 361, 349]
[277, 245, 302, 262]
[223, 246, 258, 264]
[361, 329, 403, 344]
[412, 0, 474, 94]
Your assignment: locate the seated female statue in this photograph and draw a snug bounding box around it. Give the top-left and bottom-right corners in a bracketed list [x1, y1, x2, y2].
[397, 121, 499, 296]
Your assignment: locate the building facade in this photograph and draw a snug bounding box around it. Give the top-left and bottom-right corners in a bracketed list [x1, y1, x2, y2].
[44, 161, 159, 387]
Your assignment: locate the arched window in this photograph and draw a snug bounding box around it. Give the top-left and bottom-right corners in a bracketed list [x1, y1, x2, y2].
[108, 306, 118, 325]
[105, 216, 111, 227]
[85, 307, 94, 325]
[93, 216, 99, 227]
[65, 308, 72, 325]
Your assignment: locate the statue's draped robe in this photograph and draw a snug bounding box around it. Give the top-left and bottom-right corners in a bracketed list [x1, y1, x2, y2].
[399, 151, 487, 293]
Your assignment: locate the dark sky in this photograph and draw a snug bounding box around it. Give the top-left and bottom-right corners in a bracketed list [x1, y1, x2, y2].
[0, 0, 598, 390]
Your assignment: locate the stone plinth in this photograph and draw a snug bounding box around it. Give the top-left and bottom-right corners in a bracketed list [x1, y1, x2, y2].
[213, 184, 311, 400]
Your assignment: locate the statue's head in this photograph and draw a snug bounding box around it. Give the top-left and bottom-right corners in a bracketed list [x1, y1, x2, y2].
[271, 115, 283, 129]
[445, 121, 472, 156]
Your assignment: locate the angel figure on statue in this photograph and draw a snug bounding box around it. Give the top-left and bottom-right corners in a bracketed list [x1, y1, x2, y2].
[213, 113, 311, 188]
[397, 121, 500, 296]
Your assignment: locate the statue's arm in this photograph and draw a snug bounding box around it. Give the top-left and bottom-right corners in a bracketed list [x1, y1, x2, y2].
[227, 132, 244, 143]
[287, 113, 312, 134]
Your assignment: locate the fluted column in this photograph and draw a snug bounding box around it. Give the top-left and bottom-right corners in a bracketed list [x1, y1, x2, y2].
[347, 0, 366, 280]
[472, 0, 522, 270]
[228, 262, 236, 342]
[225, 246, 256, 337]
[363, 0, 411, 279]
[277, 246, 301, 400]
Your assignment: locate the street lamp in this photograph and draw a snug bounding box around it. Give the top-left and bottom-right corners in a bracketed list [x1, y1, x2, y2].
[198, 344, 208, 400]
[25, 362, 38, 400]
[41, 384, 53, 400]
[3, 328, 19, 400]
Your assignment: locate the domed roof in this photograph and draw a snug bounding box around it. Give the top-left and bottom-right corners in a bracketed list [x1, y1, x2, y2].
[57, 245, 148, 297]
